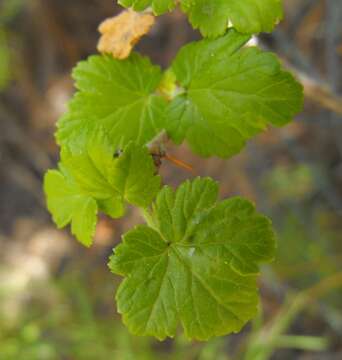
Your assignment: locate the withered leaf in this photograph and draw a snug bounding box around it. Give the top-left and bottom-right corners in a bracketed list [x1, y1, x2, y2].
[97, 10, 155, 59]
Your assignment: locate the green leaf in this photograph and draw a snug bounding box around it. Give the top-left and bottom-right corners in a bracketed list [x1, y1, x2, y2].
[44, 168, 98, 247]
[56, 54, 167, 151]
[117, 0, 283, 36]
[181, 0, 283, 37]
[61, 130, 161, 209]
[110, 142, 161, 207]
[118, 0, 176, 15]
[61, 131, 120, 201]
[166, 30, 304, 158]
[109, 177, 276, 340]
[44, 131, 160, 246]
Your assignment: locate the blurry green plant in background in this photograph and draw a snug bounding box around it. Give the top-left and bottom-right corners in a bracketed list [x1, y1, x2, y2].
[1, 265, 341, 360]
[263, 164, 317, 203]
[262, 164, 342, 292]
[0, 0, 24, 24]
[0, 29, 10, 91]
[0, 0, 24, 91]
[0, 266, 231, 360]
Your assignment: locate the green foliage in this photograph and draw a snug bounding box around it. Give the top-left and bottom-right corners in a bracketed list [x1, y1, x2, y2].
[119, 0, 283, 37]
[119, 0, 176, 15]
[44, 131, 160, 246]
[44, 167, 98, 247]
[181, 0, 283, 37]
[167, 30, 303, 157]
[43, 0, 304, 341]
[57, 30, 303, 159]
[109, 178, 275, 340]
[57, 54, 167, 151]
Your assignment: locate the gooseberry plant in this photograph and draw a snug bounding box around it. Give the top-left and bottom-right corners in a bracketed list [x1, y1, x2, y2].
[44, 0, 303, 341]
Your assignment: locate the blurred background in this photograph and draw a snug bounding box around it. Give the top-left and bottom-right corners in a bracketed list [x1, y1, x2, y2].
[0, 0, 342, 359]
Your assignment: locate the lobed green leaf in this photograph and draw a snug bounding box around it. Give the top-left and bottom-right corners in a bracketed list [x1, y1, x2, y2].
[57, 54, 167, 152]
[181, 0, 283, 37]
[44, 131, 160, 246]
[117, 0, 283, 37]
[44, 167, 98, 247]
[166, 30, 304, 158]
[109, 177, 276, 340]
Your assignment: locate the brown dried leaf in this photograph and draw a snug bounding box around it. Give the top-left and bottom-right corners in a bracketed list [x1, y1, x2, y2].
[97, 10, 155, 59]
